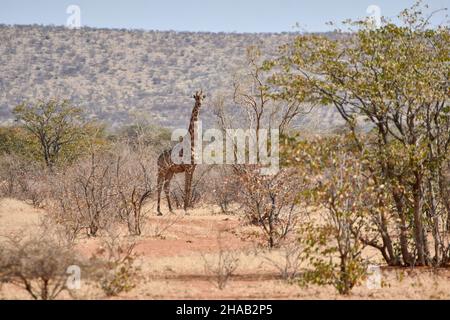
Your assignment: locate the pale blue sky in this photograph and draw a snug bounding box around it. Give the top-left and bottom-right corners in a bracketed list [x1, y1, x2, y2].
[0, 0, 448, 32]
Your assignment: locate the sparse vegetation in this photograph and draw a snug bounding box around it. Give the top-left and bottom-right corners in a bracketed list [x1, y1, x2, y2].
[113, 145, 154, 236]
[0, 0, 448, 300]
[145, 214, 184, 239]
[90, 232, 139, 297]
[0, 232, 84, 300]
[202, 234, 240, 290]
[261, 242, 303, 282]
[237, 167, 305, 248]
[51, 152, 118, 238]
[1, 26, 342, 131]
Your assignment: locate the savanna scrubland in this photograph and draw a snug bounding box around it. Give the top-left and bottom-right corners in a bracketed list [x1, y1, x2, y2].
[0, 2, 449, 299]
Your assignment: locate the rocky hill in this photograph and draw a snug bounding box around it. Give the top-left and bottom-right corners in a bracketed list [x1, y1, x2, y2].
[0, 25, 342, 131]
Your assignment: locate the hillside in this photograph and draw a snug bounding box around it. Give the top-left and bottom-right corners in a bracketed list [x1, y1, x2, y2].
[0, 25, 342, 131]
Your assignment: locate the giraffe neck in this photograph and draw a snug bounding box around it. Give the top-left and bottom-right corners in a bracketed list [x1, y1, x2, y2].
[188, 101, 201, 162]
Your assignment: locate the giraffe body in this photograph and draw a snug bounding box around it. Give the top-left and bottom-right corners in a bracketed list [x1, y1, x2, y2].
[156, 91, 205, 215]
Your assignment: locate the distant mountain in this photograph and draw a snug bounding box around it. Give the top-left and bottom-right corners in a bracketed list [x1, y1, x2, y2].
[0, 25, 343, 131]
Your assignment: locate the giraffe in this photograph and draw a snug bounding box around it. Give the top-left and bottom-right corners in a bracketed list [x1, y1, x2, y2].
[156, 90, 205, 215]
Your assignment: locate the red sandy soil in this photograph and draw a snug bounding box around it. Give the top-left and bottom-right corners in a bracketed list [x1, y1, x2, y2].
[1, 198, 450, 300]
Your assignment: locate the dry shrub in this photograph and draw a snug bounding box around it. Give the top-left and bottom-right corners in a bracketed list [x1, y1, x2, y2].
[90, 231, 140, 297]
[0, 154, 27, 198]
[169, 166, 211, 210]
[114, 145, 154, 235]
[260, 241, 303, 282]
[22, 168, 52, 209]
[236, 166, 306, 248]
[51, 153, 117, 239]
[210, 167, 241, 214]
[0, 231, 83, 300]
[50, 145, 156, 239]
[0, 154, 49, 208]
[169, 166, 240, 213]
[145, 214, 184, 239]
[202, 234, 240, 290]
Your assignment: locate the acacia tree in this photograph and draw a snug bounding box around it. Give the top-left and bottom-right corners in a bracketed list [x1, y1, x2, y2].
[271, 3, 450, 266]
[13, 99, 94, 168]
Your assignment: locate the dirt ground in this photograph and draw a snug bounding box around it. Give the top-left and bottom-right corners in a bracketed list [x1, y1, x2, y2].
[1, 197, 450, 300]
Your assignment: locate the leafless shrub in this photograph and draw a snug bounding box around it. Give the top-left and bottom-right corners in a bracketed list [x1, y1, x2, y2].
[24, 170, 52, 209]
[113, 145, 154, 235]
[0, 154, 49, 207]
[0, 232, 83, 300]
[261, 241, 303, 282]
[236, 167, 306, 248]
[202, 234, 240, 290]
[145, 214, 184, 239]
[169, 166, 211, 209]
[210, 167, 240, 214]
[50, 144, 158, 239]
[51, 152, 118, 238]
[0, 154, 26, 197]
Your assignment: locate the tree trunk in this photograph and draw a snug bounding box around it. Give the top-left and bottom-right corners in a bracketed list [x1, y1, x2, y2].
[412, 171, 426, 266]
[392, 191, 413, 265]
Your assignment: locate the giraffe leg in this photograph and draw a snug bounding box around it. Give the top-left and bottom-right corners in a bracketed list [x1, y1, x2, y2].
[164, 172, 174, 213]
[184, 170, 193, 212]
[156, 171, 164, 216]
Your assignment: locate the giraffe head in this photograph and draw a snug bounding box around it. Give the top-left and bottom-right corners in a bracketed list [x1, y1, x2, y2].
[192, 90, 206, 106]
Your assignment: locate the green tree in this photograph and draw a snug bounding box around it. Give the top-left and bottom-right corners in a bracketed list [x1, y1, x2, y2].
[284, 135, 370, 294]
[272, 2, 450, 266]
[13, 99, 104, 168]
[0, 126, 39, 159]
